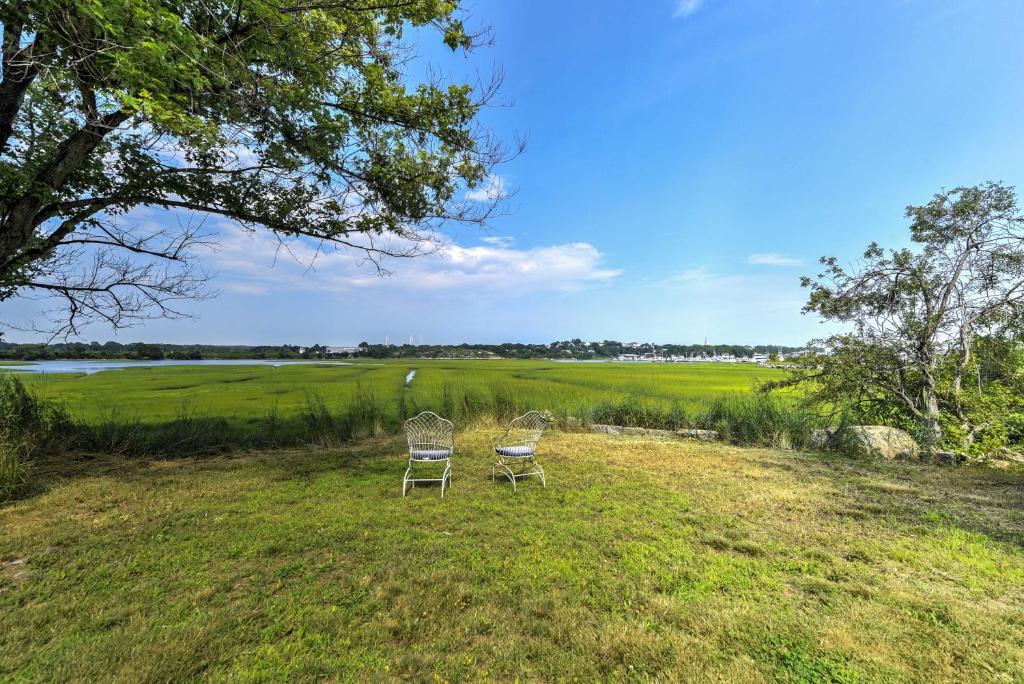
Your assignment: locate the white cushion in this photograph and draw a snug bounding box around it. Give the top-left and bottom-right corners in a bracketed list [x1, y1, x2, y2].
[495, 445, 534, 458]
[410, 448, 451, 460]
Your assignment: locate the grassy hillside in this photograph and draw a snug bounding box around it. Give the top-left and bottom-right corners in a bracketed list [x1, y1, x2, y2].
[2, 430, 1022, 681]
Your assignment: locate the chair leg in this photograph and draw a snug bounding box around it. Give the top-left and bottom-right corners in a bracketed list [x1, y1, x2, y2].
[441, 461, 451, 498]
[494, 461, 517, 492]
[494, 459, 544, 492]
[402, 463, 413, 497]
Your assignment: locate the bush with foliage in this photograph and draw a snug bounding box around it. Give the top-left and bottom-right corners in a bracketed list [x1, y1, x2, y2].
[772, 182, 1024, 455]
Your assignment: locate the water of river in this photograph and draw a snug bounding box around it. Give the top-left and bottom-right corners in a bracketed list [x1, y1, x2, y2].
[0, 359, 352, 375]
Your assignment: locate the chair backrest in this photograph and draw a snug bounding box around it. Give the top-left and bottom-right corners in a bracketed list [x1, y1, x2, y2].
[499, 410, 550, 449]
[404, 411, 454, 453]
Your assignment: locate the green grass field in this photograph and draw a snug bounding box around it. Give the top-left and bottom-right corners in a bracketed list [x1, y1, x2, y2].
[18, 360, 787, 426]
[2, 430, 1022, 681]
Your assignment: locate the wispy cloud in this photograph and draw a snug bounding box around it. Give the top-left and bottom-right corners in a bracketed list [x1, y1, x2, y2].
[673, 0, 705, 18]
[212, 227, 621, 297]
[465, 174, 508, 202]
[480, 235, 514, 248]
[665, 266, 717, 283]
[221, 281, 269, 295]
[746, 253, 803, 267]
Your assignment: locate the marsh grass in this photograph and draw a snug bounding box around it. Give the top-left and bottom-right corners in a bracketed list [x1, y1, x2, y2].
[17, 360, 788, 425]
[702, 395, 819, 448]
[2, 431, 1022, 680]
[586, 394, 819, 448]
[0, 372, 826, 464]
[0, 376, 66, 500]
[0, 440, 31, 501]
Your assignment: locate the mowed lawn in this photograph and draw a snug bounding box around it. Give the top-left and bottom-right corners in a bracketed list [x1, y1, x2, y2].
[2, 431, 1023, 681]
[17, 360, 787, 425]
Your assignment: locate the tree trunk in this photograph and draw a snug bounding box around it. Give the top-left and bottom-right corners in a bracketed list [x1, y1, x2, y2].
[0, 23, 39, 154]
[0, 110, 130, 275]
[920, 370, 942, 451]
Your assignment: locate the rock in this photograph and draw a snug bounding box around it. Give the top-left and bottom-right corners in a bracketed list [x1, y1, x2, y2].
[997, 448, 1024, 463]
[932, 450, 965, 465]
[590, 424, 621, 435]
[675, 429, 721, 441]
[813, 425, 920, 460]
[847, 425, 920, 460]
[621, 427, 672, 437]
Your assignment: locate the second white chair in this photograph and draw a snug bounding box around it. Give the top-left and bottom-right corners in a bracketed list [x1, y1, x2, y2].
[492, 411, 550, 492]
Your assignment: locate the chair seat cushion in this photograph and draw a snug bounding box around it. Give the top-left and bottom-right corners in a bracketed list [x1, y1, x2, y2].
[410, 448, 452, 460]
[495, 445, 535, 458]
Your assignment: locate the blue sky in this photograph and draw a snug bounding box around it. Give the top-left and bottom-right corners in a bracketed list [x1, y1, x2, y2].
[6, 0, 1024, 346]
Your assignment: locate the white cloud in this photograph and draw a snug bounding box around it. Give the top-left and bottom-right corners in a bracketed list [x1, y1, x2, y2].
[465, 174, 507, 202]
[673, 0, 705, 18]
[212, 227, 621, 297]
[221, 281, 269, 295]
[746, 253, 803, 266]
[480, 235, 514, 248]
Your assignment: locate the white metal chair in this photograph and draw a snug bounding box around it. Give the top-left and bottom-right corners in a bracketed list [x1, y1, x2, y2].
[493, 411, 550, 492]
[402, 411, 454, 497]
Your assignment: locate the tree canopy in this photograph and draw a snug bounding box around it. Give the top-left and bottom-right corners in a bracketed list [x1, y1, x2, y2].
[0, 0, 514, 336]
[778, 182, 1024, 453]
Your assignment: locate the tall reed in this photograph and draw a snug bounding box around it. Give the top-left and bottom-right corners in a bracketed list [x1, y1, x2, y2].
[0, 374, 826, 478]
[584, 393, 821, 449]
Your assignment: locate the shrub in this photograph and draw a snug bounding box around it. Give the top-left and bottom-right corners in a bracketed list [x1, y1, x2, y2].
[0, 374, 71, 444]
[589, 397, 679, 430]
[0, 439, 32, 502]
[699, 395, 819, 449]
[0, 376, 58, 497]
[302, 393, 342, 447]
[584, 393, 822, 449]
[340, 383, 388, 439]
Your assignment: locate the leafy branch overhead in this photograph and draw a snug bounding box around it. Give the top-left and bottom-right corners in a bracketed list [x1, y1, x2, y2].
[0, 0, 519, 336]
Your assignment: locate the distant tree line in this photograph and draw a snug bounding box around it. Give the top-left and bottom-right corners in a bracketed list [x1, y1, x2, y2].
[352, 340, 805, 360]
[0, 341, 306, 361]
[0, 339, 806, 361]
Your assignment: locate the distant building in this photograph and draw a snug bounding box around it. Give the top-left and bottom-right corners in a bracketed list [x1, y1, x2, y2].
[325, 346, 359, 357]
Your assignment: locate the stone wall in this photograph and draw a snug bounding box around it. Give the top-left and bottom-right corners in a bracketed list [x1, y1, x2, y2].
[590, 424, 721, 441]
